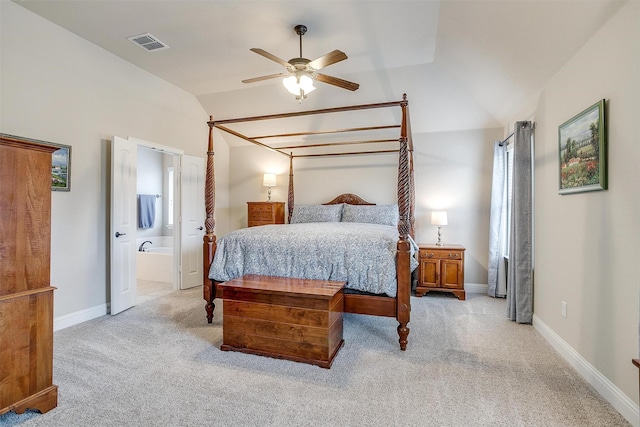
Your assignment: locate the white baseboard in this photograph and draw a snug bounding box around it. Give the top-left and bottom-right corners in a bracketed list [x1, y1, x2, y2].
[533, 314, 639, 427]
[54, 303, 108, 331]
[465, 282, 488, 294]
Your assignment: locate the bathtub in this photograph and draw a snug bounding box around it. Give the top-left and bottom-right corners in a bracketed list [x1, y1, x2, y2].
[136, 237, 173, 282]
[146, 247, 173, 254]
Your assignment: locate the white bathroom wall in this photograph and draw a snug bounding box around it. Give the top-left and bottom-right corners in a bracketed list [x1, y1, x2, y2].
[136, 147, 164, 238]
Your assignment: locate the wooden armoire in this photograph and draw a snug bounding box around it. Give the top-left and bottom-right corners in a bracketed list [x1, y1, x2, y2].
[0, 135, 58, 415]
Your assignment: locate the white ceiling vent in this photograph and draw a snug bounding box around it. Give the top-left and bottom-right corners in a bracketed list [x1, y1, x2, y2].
[127, 33, 169, 52]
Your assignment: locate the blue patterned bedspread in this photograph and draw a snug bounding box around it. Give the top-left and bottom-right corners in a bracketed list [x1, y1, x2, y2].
[208, 222, 418, 297]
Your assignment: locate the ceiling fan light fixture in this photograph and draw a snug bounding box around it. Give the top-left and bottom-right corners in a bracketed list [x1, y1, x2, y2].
[283, 73, 316, 98]
[244, 24, 358, 100]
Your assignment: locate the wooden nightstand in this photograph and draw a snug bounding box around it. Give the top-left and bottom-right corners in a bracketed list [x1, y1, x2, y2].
[416, 244, 466, 300]
[247, 202, 285, 227]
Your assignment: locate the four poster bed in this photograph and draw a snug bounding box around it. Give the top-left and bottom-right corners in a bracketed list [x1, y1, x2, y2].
[202, 94, 416, 350]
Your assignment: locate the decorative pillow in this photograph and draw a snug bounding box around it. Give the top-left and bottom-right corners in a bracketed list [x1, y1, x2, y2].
[290, 204, 343, 224]
[341, 204, 399, 227]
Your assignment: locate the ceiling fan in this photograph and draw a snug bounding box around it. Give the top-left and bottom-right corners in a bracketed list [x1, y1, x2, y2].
[242, 24, 360, 101]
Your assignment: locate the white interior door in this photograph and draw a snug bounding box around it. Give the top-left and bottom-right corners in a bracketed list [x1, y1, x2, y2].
[180, 155, 205, 289]
[110, 136, 137, 314]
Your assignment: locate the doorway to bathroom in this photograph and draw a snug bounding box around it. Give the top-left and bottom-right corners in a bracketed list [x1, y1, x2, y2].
[135, 146, 176, 304]
[110, 136, 204, 315]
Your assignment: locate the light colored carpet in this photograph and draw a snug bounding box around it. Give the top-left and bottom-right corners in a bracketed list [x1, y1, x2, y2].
[136, 280, 174, 305]
[0, 288, 630, 427]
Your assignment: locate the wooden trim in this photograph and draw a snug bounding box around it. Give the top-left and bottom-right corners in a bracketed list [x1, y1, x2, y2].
[343, 293, 396, 317]
[250, 124, 401, 140]
[0, 286, 55, 303]
[0, 133, 59, 154]
[213, 124, 290, 157]
[210, 100, 403, 125]
[276, 138, 398, 150]
[210, 99, 405, 157]
[293, 149, 399, 158]
[2, 385, 58, 416]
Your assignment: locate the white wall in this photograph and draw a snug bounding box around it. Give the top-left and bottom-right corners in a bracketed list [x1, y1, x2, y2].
[227, 127, 502, 285]
[0, 2, 228, 317]
[515, 0, 639, 414]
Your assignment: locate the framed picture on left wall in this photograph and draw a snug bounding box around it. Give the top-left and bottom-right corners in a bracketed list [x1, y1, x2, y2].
[0, 133, 71, 191]
[50, 142, 72, 191]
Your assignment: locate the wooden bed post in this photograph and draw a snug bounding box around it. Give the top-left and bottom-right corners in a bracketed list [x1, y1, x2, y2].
[203, 116, 217, 323]
[407, 101, 416, 240]
[396, 94, 412, 350]
[288, 153, 294, 224]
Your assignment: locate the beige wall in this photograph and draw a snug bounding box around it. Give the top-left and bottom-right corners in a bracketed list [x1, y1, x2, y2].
[521, 0, 639, 408]
[227, 127, 502, 285]
[0, 2, 226, 317]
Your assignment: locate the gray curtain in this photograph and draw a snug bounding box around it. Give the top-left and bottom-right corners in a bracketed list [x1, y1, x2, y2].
[507, 121, 534, 323]
[487, 141, 508, 297]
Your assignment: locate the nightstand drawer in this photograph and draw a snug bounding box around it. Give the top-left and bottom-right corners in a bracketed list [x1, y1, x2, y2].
[248, 212, 274, 221]
[419, 249, 464, 260]
[249, 204, 273, 214]
[247, 202, 285, 227]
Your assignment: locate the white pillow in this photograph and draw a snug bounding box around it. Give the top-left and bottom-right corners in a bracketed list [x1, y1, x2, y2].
[290, 204, 343, 223]
[341, 204, 399, 227]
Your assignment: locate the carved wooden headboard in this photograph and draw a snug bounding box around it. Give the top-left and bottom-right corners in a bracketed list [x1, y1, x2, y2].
[322, 193, 375, 206]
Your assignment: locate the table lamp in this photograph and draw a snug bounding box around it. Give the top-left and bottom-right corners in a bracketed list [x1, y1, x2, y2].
[263, 173, 276, 201]
[431, 211, 448, 246]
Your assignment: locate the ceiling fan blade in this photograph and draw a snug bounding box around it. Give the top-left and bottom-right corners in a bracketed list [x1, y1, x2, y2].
[250, 48, 291, 67]
[242, 73, 287, 84]
[316, 73, 360, 91]
[308, 50, 348, 70]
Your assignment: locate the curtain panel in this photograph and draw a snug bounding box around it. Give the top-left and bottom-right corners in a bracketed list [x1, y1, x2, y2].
[488, 142, 508, 297]
[506, 121, 534, 324]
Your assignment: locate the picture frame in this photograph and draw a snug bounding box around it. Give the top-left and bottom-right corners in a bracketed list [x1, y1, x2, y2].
[0, 133, 71, 191]
[50, 142, 72, 192]
[558, 99, 606, 195]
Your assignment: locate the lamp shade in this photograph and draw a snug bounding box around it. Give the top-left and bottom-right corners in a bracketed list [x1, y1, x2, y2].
[262, 173, 276, 187]
[283, 74, 316, 96]
[431, 211, 448, 226]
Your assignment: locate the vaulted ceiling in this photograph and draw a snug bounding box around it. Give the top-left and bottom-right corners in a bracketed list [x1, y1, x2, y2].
[14, 0, 625, 134]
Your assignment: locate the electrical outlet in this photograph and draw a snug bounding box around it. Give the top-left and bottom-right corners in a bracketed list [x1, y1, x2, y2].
[561, 301, 567, 318]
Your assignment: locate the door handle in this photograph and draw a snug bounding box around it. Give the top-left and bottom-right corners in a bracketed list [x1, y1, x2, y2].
[115, 232, 126, 237]
[197, 226, 204, 231]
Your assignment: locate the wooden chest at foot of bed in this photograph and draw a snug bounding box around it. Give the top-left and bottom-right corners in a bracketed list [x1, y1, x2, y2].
[219, 275, 345, 368]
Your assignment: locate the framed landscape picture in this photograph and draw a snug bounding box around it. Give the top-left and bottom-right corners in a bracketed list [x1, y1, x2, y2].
[558, 99, 606, 195]
[50, 142, 72, 191]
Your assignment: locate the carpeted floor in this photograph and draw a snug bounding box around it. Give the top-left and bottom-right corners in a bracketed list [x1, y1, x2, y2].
[0, 288, 630, 427]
